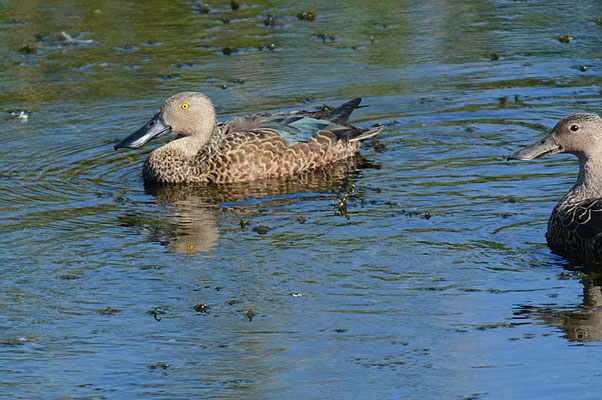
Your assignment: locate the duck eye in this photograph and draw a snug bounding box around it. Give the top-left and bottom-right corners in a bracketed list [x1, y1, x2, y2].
[181, 103, 189, 110]
[570, 124, 579, 132]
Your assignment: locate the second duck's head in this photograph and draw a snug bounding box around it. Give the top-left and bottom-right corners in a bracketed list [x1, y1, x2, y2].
[508, 113, 602, 163]
[115, 92, 218, 150]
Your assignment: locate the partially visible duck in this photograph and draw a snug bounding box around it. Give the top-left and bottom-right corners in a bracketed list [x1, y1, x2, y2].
[508, 113, 602, 264]
[115, 92, 381, 184]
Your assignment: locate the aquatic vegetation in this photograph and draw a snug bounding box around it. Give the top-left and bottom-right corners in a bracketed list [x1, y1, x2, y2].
[251, 225, 272, 234]
[98, 306, 121, 315]
[246, 308, 256, 321]
[148, 363, 171, 370]
[263, 14, 284, 28]
[314, 31, 336, 43]
[230, 0, 240, 10]
[333, 182, 355, 218]
[489, 51, 500, 61]
[221, 46, 238, 55]
[140, 265, 163, 270]
[58, 274, 79, 280]
[257, 43, 276, 51]
[17, 44, 37, 54]
[297, 11, 315, 21]
[193, 303, 210, 313]
[146, 307, 166, 321]
[371, 137, 386, 153]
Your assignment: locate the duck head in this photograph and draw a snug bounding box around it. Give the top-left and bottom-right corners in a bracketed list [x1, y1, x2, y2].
[114, 92, 218, 150]
[508, 113, 602, 162]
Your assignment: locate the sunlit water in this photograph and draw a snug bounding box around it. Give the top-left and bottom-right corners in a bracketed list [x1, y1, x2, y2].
[1, 0, 602, 398]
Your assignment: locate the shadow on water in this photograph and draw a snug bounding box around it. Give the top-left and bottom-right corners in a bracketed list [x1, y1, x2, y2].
[514, 262, 602, 343]
[123, 156, 376, 253]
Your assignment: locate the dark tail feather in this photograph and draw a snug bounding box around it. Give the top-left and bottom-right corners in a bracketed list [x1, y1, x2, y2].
[315, 98, 362, 125]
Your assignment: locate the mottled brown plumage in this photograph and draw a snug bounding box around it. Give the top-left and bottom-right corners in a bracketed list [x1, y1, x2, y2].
[115, 92, 381, 184]
[508, 113, 602, 265]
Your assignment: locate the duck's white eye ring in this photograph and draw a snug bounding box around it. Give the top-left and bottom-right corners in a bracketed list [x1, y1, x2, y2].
[181, 103, 189, 110]
[570, 124, 579, 132]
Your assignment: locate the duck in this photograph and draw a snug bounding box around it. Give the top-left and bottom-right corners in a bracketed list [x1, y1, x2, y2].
[114, 92, 381, 184]
[508, 113, 602, 265]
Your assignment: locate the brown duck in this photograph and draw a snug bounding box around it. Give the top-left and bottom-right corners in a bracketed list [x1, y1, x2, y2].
[115, 92, 381, 184]
[508, 113, 602, 264]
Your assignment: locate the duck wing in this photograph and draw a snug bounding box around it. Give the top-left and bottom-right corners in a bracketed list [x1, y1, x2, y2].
[556, 199, 602, 243]
[218, 98, 378, 146]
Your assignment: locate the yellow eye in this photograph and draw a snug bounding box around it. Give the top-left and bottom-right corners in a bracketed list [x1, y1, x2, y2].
[181, 103, 189, 110]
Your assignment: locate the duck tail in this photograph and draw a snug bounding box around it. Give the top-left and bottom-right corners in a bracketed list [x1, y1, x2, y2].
[316, 98, 362, 125]
[349, 125, 382, 142]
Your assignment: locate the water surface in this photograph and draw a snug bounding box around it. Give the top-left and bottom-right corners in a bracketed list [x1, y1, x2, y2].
[1, 0, 602, 398]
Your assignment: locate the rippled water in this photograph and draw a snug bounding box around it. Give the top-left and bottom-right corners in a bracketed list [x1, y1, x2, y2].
[1, 0, 602, 398]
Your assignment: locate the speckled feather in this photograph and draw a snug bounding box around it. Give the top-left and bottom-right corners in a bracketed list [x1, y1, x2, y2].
[546, 197, 602, 263]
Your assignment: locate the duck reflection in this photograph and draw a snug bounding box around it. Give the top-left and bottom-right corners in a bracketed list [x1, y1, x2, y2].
[140, 156, 373, 253]
[514, 271, 602, 342]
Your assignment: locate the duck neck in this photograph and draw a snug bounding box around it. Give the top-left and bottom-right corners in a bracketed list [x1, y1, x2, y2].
[568, 156, 602, 200]
[164, 134, 210, 159]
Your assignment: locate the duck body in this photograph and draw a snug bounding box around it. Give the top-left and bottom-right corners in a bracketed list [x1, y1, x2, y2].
[509, 113, 602, 265]
[115, 92, 381, 184]
[546, 194, 602, 263]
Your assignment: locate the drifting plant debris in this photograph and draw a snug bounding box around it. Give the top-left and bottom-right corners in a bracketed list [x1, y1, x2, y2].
[333, 182, 355, 219]
[146, 307, 166, 321]
[222, 46, 238, 55]
[193, 303, 210, 313]
[98, 306, 121, 315]
[557, 35, 573, 43]
[252, 225, 272, 234]
[297, 11, 315, 21]
[148, 362, 171, 370]
[315, 32, 336, 43]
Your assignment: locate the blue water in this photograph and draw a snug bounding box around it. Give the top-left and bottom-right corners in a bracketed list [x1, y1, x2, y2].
[1, 0, 602, 398]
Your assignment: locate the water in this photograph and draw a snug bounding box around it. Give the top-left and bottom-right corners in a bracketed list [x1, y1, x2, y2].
[1, 0, 601, 398]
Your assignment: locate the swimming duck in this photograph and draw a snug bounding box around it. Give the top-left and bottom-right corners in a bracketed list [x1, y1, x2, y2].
[115, 92, 381, 184]
[508, 113, 602, 264]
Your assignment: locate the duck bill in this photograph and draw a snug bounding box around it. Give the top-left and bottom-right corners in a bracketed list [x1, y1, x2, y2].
[114, 113, 172, 150]
[507, 134, 563, 161]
